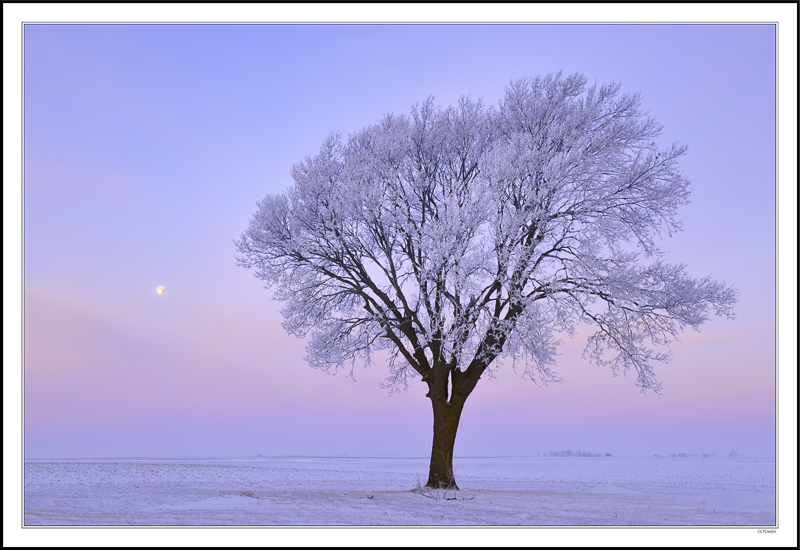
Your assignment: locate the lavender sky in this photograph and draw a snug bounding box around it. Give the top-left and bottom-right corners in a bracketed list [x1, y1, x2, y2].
[20, 22, 779, 459]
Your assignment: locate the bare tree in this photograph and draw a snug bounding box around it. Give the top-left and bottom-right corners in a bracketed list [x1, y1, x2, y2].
[235, 73, 737, 489]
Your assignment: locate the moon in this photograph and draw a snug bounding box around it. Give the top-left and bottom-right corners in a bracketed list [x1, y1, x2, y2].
[157, 286, 165, 294]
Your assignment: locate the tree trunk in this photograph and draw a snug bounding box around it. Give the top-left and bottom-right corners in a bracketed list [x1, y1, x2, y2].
[426, 397, 465, 489]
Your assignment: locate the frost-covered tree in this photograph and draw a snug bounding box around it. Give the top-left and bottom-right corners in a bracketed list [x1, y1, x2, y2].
[236, 73, 737, 488]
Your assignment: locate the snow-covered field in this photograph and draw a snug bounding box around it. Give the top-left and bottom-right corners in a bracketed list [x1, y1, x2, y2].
[24, 456, 775, 526]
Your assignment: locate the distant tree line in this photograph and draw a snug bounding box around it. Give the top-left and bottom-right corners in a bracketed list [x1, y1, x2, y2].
[545, 449, 605, 457]
[653, 449, 738, 458]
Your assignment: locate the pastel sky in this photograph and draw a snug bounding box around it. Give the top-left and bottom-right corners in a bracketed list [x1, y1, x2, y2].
[20, 21, 780, 459]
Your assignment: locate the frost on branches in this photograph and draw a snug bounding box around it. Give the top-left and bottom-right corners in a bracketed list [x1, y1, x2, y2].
[236, 73, 737, 488]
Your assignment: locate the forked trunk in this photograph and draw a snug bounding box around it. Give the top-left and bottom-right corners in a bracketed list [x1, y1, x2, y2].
[426, 398, 464, 489]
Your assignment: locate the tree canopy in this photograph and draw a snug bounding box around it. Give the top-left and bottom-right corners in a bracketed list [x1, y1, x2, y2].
[236, 73, 737, 397]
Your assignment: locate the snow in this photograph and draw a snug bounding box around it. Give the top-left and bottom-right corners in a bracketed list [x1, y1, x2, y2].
[24, 456, 775, 526]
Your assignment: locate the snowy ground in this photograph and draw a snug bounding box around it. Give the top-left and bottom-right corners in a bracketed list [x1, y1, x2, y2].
[23, 456, 775, 527]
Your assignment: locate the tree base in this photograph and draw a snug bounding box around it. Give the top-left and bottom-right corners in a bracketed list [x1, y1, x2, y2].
[426, 481, 459, 490]
[425, 467, 460, 490]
